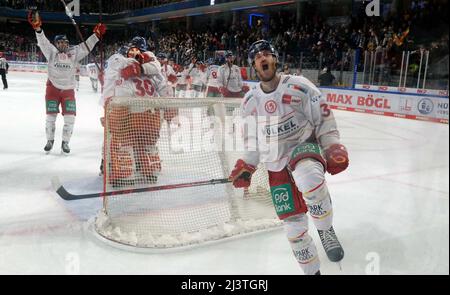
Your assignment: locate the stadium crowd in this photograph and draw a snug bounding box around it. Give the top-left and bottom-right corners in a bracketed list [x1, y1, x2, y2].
[0, 0, 448, 83]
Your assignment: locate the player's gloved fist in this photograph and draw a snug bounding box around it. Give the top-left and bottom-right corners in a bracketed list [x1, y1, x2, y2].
[324, 143, 349, 175]
[28, 10, 42, 30]
[242, 85, 250, 93]
[167, 74, 178, 84]
[220, 87, 230, 97]
[93, 23, 107, 38]
[136, 52, 155, 64]
[229, 159, 256, 188]
[121, 62, 141, 80]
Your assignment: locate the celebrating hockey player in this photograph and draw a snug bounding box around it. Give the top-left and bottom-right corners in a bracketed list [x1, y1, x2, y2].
[156, 52, 177, 96]
[175, 61, 191, 98]
[190, 60, 207, 98]
[101, 36, 175, 187]
[217, 51, 246, 98]
[28, 10, 106, 155]
[205, 58, 221, 98]
[229, 40, 349, 275]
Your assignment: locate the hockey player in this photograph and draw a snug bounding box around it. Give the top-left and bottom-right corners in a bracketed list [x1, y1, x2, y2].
[190, 60, 207, 98]
[217, 51, 247, 98]
[101, 36, 175, 186]
[0, 52, 8, 90]
[86, 61, 99, 92]
[229, 40, 348, 275]
[205, 58, 221, 98]
[175, 61, 191, 98]
[156, 52, 177, 96]
[28, 10, 106, 155]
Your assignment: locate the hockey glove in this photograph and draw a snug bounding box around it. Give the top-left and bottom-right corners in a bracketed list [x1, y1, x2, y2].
[229, 159, 256, 188]
[136, 52, 155, 64]
[220, 87, 230, 97]
[167, 74, 178, 84]
[121, 62, 141, 80]
[324, 144, 349, 175]
[93, 23, 107, 38]
[28, 10, 42, 30]
[242, 85, 250, 93]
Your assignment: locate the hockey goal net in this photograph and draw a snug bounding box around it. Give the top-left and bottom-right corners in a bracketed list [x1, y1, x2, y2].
[94, 97, 281, 249]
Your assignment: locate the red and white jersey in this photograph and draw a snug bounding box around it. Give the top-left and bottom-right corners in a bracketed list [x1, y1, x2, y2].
[191, 67, 207, 87]
[160, 63, 176, 86]
[101, 52, 170, 106]
[240, 75, 340, 172]
[177, 68, 191, 85]
[218, 63, 243, 92]
[36, 30, 99, 90]
[206, 65, 220, 88]
[86, 63, 98, 80]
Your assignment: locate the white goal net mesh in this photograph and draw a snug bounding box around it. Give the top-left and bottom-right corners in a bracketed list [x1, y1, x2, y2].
[94, 97, 281, 249]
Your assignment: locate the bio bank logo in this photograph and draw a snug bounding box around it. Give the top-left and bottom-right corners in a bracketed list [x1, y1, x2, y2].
[65, 0, 80, 17]
[365, 0, 380, 17]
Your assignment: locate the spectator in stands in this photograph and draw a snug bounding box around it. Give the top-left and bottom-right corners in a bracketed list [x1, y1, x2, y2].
[318, 67, 335, 87]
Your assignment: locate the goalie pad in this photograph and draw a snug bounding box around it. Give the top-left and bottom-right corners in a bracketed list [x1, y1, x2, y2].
[130, 111, 162, 177]
[109, 140, 135, 183]
[268, 168, 307, 220]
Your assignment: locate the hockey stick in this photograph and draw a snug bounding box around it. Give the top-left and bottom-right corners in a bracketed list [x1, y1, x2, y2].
[51, 176, 231, 201]
[59, 0, 102, 72]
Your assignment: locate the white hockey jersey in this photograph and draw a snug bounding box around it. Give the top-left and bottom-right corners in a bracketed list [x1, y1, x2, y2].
[177, 68, 191, 85]
[161, 63, 176, 86]
[36, 30, 99, 90]
[218, 64, 243, 92]
[101, 53, 170, 106]
[206, 65, 220, 88]
[86, 63, 99, 80]
[191, 67, 207, 87]
[240, 75, 340, 172]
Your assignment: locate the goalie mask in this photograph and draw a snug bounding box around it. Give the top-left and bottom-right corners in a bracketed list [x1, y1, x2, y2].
[126, 36, 148, 59]
[54, 35, 69, 53]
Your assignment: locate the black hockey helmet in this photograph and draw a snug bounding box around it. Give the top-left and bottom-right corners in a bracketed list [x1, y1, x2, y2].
[54, 35, 69, 52]
[225, 50, 234, 58]
[248, 40, 278, 65]
[54, 35, 69, 43]
[128, 36, 148, 52]
[156, 52, 167, 60]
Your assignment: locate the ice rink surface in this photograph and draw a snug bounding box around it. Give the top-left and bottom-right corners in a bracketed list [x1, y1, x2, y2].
[0, 72, 448, 275]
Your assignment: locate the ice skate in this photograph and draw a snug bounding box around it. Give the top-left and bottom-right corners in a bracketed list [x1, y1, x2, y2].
[317, 226, 344, 262]
[44, 140, 54, 154]
[61, 141, 70, 155]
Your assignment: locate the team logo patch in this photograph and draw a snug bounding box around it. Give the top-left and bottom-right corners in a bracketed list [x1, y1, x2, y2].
[417, 98, 434, 115]
[270, 184, 296, 216]
[282, 94, 302, 104]
[265, 100, 277, 113]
